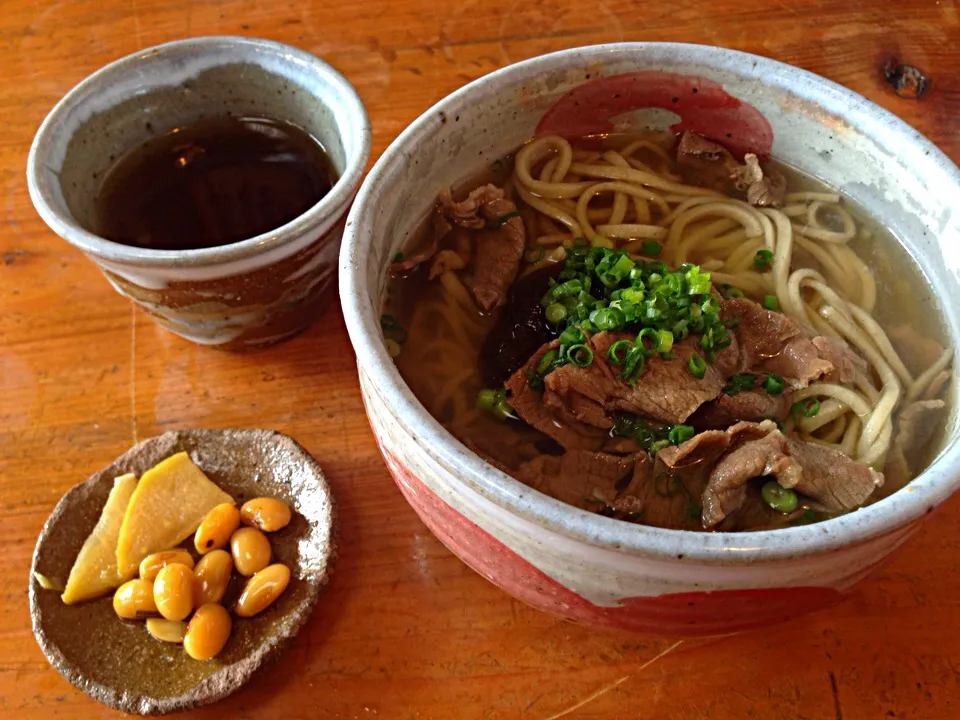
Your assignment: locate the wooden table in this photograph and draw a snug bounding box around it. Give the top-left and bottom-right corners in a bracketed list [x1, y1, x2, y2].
[3, 1, 960, 718]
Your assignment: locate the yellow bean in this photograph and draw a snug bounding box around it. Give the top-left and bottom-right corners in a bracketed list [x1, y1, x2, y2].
[113, 579, 157, 619]
[146, 618, 186, 644]
[184, 604, 232, 660]
[154, 564, 194, 621]
[230, 527, 271, 576]
[193, 549, 233, 606]
[234, 563, 291, 618]
[194, 503, 241, 554]
[139, 549, 195, 581]
[240, 497, 292, 533]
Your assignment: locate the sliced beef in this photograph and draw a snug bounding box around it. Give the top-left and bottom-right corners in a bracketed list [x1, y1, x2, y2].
[888, 324, 945, 375]
[813, 336, 867, 384]
[657, 420, 776, 491]
[390, 183, 525, 311]
[723, 298, 799, 369]
[676, 132, 784, 206]
[515, 450, 634, 510]
[698, 423, 883, 527]
[480, 264, 562, 387]
[885, 399, 947, 487]
[544, 332, 726, 426]
[689, 389, 791, 431]
[437, 184, 525, 311]
[505, 341, 609, 451]
[723, 298, 837, 388]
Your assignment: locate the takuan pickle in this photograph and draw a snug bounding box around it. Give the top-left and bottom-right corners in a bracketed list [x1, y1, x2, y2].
[139, 548, 195, 581]
[184, 604, 232, 660]
[146, 618, 187, 644]
[230, 526, 272, 576]
[194, 502, 241, 553]
[235, 563, 291, 618]
[154, 564, 195, 622]
[240, 497, 292, 533]
[193, 549, 233, 606]
[113, 578, 158, 619]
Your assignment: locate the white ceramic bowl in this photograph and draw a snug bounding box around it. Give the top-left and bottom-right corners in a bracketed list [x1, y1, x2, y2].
[341, 43, 960, 635]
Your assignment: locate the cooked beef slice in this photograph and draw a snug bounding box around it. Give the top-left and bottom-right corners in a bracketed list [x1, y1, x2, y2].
[722, 298, 840, 388]
[515, 450, 635, 510]
[676, 132, 784, 206]
[544, 333, 726, 426]
[813, 336, 867, 384]
[689, 389, 791, 430]
[885, 399, 947, 487]
[699, 423, 883, 527]
[390, 183, 525, 311]
[505, 341, 609, 451]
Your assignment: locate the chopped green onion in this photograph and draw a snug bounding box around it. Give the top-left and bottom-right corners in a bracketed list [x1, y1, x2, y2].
[668, 424, 695, 445]
[573, 236, 590, 247]
[657, 329, 674, 353]
[792, 398, 822, 418]
[622, 346, 647, 383]
[525, 246, 545, 263]
[641, 239, 662, 257]
[762, 373, 786, 395]
[541, 279, 582, 306]
[493, 210, 521, 226]
[477, 389, 513, 420]
[545, 302, 567, 325]
[589, 306, 625, 331]
[761, 481, 798, 513]
[607, 339, 632, 365]
[684, 265, 711, 295]
[559, 326, 585, 347]
[568, 344, 594, 367]
[536, 349, 559, 375]
[636, 328, 662, 351]
[753, 249, 773, 268]
[687, 353, 706, 379]
[649, 439, 671, 453]
[762, 295, 779, 311]
[392, 252, 405, 263]
[380, 314, 408, 344]
[385, 338, 402, 358]
[724, 373, 756, 395]
[724, 287, 745, 299]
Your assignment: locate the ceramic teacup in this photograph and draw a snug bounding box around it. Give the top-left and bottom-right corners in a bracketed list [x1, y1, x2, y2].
[27, 36, 370, 348]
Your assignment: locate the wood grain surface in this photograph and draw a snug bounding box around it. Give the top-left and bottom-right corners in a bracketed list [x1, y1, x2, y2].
[3, 1, 960, 718]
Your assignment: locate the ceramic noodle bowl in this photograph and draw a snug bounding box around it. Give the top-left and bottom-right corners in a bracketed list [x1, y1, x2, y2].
[340, 43, 960, 635]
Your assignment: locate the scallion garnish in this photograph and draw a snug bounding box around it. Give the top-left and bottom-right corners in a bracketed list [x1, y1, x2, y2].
[792, 398, 822, 418]
[607, 339, 632, 365]
[753, 249, 773, 269]
[568, 344, 594, 367]
[723, 286, 745, 299]
[762, 295, 779, 311]
[477, 389, 513, 420]
[536, 349, 559, 375]
[762, 373, 786, 395]
[687, 353, 706, 379]
[641, 239, 662, 257]
[545, 302, 567, 325]
[724, 373, 756, 395]
[668, 424, 695, 445]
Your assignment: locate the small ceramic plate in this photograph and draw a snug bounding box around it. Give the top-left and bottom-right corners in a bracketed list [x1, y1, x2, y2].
[29, 428, 337, 715]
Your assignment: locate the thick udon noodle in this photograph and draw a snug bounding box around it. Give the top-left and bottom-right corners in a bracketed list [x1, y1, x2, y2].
[400, 134, 953, 475]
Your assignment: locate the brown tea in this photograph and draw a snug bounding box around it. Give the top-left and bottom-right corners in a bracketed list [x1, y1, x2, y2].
[93, 117, 338, 251]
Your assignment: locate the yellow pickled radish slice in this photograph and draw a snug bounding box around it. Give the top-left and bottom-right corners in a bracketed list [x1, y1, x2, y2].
[115, 452, 232, 577]
[62, 473, 138, 605]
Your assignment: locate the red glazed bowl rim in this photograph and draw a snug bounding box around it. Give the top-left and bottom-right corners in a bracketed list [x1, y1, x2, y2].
[340, 42, 960, 563]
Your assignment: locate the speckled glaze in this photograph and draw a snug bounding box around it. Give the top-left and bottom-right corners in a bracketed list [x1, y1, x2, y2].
[27, 37, 370, 348]
[341, 43, 960, 635]
[29, 428, 337, 715]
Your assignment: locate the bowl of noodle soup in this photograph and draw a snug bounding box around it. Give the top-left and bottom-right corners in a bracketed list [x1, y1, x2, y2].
[340, 43, 960, 634]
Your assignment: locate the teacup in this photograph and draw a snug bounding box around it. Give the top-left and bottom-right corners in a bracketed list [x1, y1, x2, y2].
[27, 36, 370, 348]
